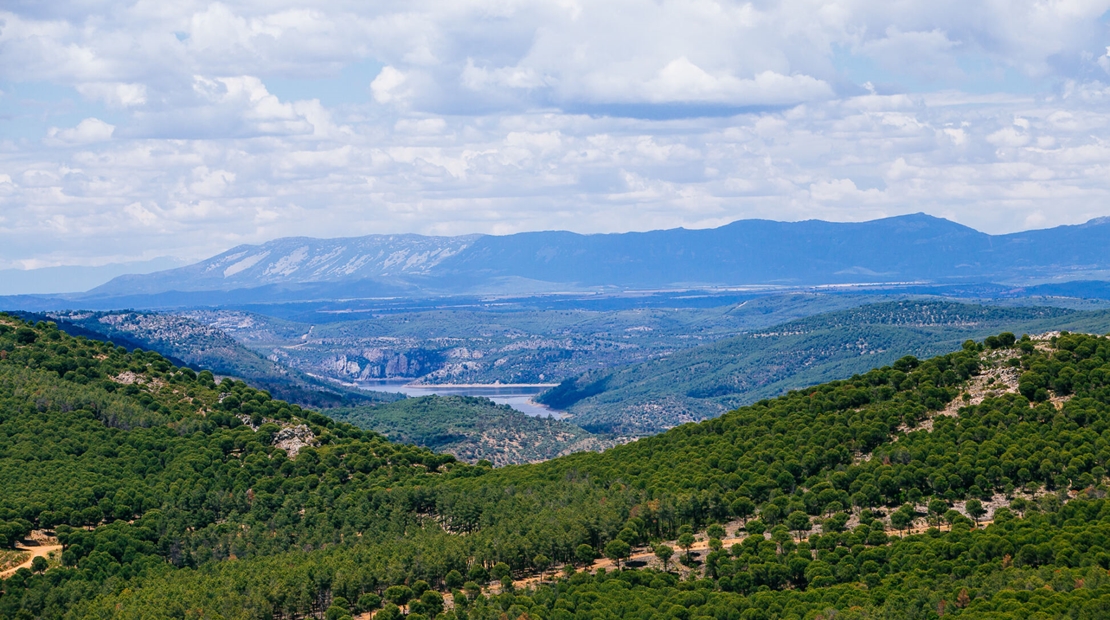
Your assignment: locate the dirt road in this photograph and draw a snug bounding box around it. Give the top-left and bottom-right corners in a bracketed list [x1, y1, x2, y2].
[0, 538, 62, 580]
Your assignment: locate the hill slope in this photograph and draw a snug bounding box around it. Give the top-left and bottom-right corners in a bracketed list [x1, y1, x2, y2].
[540, 300, 1110, 434]
[28, 310, 400, 409]
[8, 313, 1110, 619]
[186, 293, 879, 385]
[327, 395, 621, 466]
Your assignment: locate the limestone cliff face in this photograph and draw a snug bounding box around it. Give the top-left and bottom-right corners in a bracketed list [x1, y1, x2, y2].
[82, 214, 1110, 302]
[89, 233, 479, 295]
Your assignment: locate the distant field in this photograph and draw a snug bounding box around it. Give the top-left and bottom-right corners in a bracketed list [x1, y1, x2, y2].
[24, 293, 1110, 448]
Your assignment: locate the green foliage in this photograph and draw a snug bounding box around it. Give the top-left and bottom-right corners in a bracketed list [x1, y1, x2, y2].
[542, 300, 1091, 434]
[576, 544, 597, 566]
[0, 315, 459, 618]
[383, 585, 413, 607]
[13, 313, 1110, 619]
[491, 562, 511, 580]
[191, 294, 878, 388]
[34, 310, 399, 409]
[29, 557, 47, 574]
[327, 395, 615, 466]
[655, 544, 674, 570]
[604, 539, 632, 567]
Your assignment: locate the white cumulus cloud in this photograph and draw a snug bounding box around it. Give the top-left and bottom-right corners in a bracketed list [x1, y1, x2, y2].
[371, 66, 409, 104]
[75, 82, 147, 107]
[46, 118, 115, 144]
[2, 0, 1110, 269]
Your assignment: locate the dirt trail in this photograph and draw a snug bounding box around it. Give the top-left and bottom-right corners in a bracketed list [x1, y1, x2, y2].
[495, 532, 753, 594]
[0, 536, 62, 579]
[500, 518, 1002, 592]
[351, 519, 1003, 618]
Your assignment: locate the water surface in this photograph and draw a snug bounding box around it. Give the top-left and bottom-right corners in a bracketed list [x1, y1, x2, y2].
[358, 379, 567, 418]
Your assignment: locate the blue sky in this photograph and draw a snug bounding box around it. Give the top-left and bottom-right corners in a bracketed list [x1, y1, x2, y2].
[1, 0, 1110, 272]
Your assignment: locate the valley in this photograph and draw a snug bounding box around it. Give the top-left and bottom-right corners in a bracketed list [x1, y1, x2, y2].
[27, 310, 402, 410]
[8, 216, 1110, 619]
[327, 396, 623, 467]
[6, 313, 1110, 618]
[542, 300, 1110, 434]
[28, 294, 1110, 467]
[179, 293, 878, 386]
[7, 0, 1110, 612]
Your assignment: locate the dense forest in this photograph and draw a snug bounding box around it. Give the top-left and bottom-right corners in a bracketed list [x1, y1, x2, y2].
[540, 300, 1110, 435]
[24, 311, 399, 410]
[5, 312, 1110, 618]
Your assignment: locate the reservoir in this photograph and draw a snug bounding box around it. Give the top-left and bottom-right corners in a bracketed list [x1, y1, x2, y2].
[357, 380, 567, 418]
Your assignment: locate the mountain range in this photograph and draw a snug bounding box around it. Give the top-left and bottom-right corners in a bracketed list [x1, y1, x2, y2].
[7, 213, 1110, 308]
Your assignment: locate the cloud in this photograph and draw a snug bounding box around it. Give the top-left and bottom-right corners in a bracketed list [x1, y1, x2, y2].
[189, 167, 237, 197]
[395, 118, 447, 134]
[461, 59, 548, 91]
[6, 87, 1110, 266]
[641, 60, 833, 105]
[3, 1, 1110, 269]
[46, 118, 115, 144]
[371, 66, 409, 104]
[117, 75, 330, 139]
[854, 28, 962, 82]
[75, 82, 147, 107]
[4, 1, 1110, 114]
[124, 202, 160, 226]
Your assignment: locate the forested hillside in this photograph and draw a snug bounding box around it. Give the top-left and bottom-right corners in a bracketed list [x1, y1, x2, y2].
[541, 300, 1110, 435]
[183, 293, 875, 386]
[6, 313, 1110, 618]
[327, 396, 621, 466]
[27, 310, 400, 409]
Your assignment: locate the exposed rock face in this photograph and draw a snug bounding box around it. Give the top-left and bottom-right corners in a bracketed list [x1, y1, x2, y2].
[112, 371, 144, 385]
[90, 233, 479, 295]
[272, 425, 317, 458]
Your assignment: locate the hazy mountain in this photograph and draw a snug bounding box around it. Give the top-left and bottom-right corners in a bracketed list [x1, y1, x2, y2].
[426, 214, 1110, 287]
[0, 257, 186, 295]
[33, 214, 1110, 304]
[90, 234, 479, 295]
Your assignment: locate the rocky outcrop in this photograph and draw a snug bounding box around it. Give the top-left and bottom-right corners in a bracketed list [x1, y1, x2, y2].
[272, 425, 317, 458]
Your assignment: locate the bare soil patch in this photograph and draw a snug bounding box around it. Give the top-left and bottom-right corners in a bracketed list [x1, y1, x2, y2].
[0, 531, 62, 579]
[0, 549, 29, 572]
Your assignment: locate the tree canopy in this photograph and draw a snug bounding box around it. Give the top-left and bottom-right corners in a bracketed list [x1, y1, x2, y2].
[4, 314, 1110, 619]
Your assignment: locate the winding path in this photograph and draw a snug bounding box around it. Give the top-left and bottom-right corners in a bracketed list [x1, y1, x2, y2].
[0, 539, 62, 580]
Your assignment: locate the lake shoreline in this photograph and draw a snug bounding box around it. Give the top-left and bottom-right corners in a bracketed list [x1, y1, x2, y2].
[351, 379, 568, 419]
[405, 382, 559, 389]
[355, 379, 559, 389]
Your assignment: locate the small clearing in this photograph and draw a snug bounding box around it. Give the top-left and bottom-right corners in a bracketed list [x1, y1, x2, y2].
[0, 548, 29, 572]
[0, 531, 62, 579]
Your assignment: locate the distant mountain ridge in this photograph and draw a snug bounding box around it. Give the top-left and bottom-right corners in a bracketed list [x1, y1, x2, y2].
[92, 234, 479, 295]
[72, 213, 1110, 299]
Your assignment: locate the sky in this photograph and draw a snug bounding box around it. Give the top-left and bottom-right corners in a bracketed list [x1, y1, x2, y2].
[2, 0, 1110, 272]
